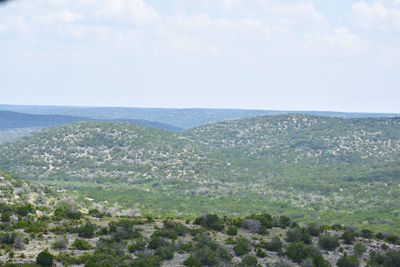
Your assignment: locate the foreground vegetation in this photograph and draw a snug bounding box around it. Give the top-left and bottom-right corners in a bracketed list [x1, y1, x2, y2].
[0, 170, 400, 267]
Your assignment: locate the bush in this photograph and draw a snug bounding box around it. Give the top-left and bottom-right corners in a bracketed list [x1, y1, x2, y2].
[128, 238, 147, 253]
[279, 216, 291, 228]
[285, 241, 321, 264]
[155, 246, 174, 260]
[52, 236, 68, 250]
[1, 212, 10, 223]
[306, 223, 322, 237]
[256, 248, 266, 258]
[341, 231, 356, 244]
[361, 229, 373, 239]
[37, 249, 53, 267]
[337, 255, 359, 267]
[264, 236, 283, 252]
[194, 214, 224, 231]
[385, 234, 400, 245]
[227, 226, 238, 236]
[241, 255, 258, 266]
[72, 238, 92, 250]
[233, 238, 251, 256]
[318, 233, 340, 251]
[353, 242, 366, 258]
[383, 249, 400, 266]
[286, 228, 312, 244]
[78, 222, 95, 238]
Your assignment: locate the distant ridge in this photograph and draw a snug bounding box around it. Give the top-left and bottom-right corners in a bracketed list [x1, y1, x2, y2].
[1, 104, 399, 129]
[0, 111, 183, 132]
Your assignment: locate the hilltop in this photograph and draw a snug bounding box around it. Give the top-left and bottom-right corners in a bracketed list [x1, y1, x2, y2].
[0, 114, 400, 233]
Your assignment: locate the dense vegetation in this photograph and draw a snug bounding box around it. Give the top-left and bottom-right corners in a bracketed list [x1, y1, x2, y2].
[1, 114, 400, 234]
[0, 169, 399, 266]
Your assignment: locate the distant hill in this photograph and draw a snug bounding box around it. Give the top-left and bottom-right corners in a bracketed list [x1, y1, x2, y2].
[0, 111, 182, 134]
[1, 114, 400, 232]
[1, 104, 399, 129]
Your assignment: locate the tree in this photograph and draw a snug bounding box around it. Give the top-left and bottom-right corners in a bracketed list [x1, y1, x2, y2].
[37, 249, 53, 267]
[318, 233, 340, 251]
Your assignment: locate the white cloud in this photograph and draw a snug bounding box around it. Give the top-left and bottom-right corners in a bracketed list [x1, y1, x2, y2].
[33, 9, 82, 24]
[94, 0, 159, 26]
[307, 28, 368, 57]
[352, 1, 400, 32]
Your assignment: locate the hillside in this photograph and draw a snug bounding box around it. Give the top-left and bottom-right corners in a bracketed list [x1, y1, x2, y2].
[1, 115, 400, 233]
[0, 170, 399, 266]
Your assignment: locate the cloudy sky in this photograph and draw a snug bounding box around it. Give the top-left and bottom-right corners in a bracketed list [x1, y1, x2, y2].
[1, 0, 399, 112]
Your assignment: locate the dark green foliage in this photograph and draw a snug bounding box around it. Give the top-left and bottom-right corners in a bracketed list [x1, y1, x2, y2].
[285, 241, 321, 264]
[385, 234, 400, 245]
[78, 222, 95, 238]
[16, 204, 35, 217]
[263, 236, 283, 252]
[1, 212, 10, 223]
[227, 226, 238, 236]
[279, 216, 291, 228]
[241, 255, 258, 266]
[337, 255, 359, 267]
[286, 228, 312, 244]
[353, 242, 366, 257]
[155, 246, 174, 260]
[194, 214, 224, 231]
[72, 238, 92, 250]
[306, 223, 322, 237]
[128, 238, 147, 253]
[341, 231, 356, 244]
[36, 249, 53, 267]
[318, 233, 340, 251]
[233, 238, 251, 256]
[361, 229, 373, 239]
[256, 248, 266, 258]
[131, 253, 161, 267]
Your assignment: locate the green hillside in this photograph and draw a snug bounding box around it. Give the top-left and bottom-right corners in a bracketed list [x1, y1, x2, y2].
[1, 115, 400, 233]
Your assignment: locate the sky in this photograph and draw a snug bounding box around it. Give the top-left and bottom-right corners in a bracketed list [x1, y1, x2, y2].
[0, 0, 400, 112]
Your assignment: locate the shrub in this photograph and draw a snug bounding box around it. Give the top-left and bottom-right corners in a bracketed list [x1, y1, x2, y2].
[256, 248, 266, 258]
[16, 204, 35, 217]
[279, 216, 291, 228]
[155, 246, 174, 260]
[286, 228, 312, 244]
[385, 234, 400, 245]
[361, 229, 373, 239]
[233, 238, 251, 256]
[128, 238, 147, 253]
[242, 219, 261, 234]
[78, 222, 95, 238]
[194, 214, 224, 231]
[318, 233, 340, 251]
[227, 226, 238, 236]
[353, 242, 366, 258]
[306, 223, 321, 237]
[341, 231, 356, 244]
[265, 236, 283, 252]
[285, 241, 321, 264]
[193, 247, 219, 266]
[383, 249, 400, 266]
[241, 255, 258, 266]
[1, 212, 10, 223]
[72, 238, 92, 250]
[52, 236, 68, 250]
[337, 255, 359, 267]
[37, 249, 53, 267]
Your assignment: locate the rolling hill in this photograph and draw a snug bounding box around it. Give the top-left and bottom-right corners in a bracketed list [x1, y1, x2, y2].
[2, 104, 399, 129]
[1, 114, 400, 232]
